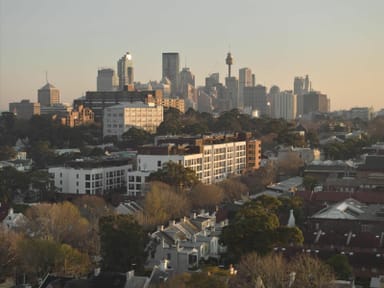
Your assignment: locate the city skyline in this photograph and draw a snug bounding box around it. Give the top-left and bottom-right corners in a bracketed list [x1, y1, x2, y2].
[1, 0, 383, 111]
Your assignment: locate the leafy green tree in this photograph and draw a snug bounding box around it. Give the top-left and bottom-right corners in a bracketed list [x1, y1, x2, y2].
[326, 254, 352, 280]
[29, 140, 55, 168]
[121, 127, 153, 149]
[148, 161, 199, 192]
[220, 197, 303, 260]
[0, 167, 29, 205]
[99, 215, 148, 273]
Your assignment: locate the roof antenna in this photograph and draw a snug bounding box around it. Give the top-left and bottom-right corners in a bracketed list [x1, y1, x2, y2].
[45, 71, 48, 84]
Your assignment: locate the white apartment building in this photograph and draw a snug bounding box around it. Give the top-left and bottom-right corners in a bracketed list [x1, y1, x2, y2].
[49, 160, 133, 195]
[135, 141, 246, 187]
[103, 102, 163, 138]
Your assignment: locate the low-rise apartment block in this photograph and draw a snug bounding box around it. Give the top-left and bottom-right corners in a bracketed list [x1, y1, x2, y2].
[49, 158, 133, 195]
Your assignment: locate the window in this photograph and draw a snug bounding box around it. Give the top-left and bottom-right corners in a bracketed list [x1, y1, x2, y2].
[85, 175, 90, 181]
[129, 176, 134, 182]
[136, 176, 141, 182]
[157, 161, 161, 167]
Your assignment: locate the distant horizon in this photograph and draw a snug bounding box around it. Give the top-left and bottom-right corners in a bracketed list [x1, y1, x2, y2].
[1, 0, 383, 111]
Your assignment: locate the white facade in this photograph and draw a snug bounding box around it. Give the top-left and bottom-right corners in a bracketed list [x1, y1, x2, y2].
[136, 141, 246, 186]
[126, 170, 151, 197]
[103, 102, 163, 138]
[272, 91, 297, 120]
[49, 162, 132, 195]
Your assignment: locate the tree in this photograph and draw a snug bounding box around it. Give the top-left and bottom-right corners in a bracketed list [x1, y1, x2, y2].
[0, 166, 29, 205]
[29, 140, 55, 168]
[326, 254, 352, 280]
[148, 162, 199, 192]
[278, 153, 304, 177]
[290, 254, 334, 287]
[0, 227, 22, 282]
[0, 145, 16, 160]
[23, 202, 90, 252]
[99, 215, 148, 273]
[189, 183, 224, 210]
[220, 197, 303, 260]
[217, 178, 248, 202]
[240, 161, 278, 194]
[137, 182, 190, 227]
[121, 127, 153, 149]
[72, 196, 112, 255]
[229, 252, 334, 288]
[17, 239, 90, 281]
[229, 253, 289, 288]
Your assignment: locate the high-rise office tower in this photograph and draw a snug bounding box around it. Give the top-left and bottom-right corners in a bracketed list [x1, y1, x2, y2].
[179, 67, 195, 101]
[302, 91, 329, 115]
[243, 85, 268, 116]
[225, 77, 239, 110]
[162, 52, 180, 97]
[117, 52, 134, 90]
[239, 68, 253, 109]
[304, 75, 310, 94]
[205, 73, 220, 92]
[294, 76, 305, 96]
[97, 68, 119, 91]
[271, 90, 297, 120]
[294, 75, 312, 116]
[38, 82, 60, 107]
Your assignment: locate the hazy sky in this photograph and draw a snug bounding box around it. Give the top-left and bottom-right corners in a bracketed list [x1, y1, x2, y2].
[1, 0, 383, 111]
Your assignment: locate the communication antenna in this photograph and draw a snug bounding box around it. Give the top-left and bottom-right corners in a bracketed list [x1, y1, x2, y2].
[45, 71, 49, 83]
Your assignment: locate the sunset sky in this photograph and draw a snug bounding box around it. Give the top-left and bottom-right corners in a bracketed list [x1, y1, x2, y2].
[1, 0, 383, 111]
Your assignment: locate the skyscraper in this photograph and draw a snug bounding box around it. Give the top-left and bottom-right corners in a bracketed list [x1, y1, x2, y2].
[302, 91, 329, 115]
[239, 68, 253, 109]
[117, 52, 134, 90]
[162, 52, 180, 96]
[179, 67, 195, 101]
[38, 82, 60, 107]
[294, 75, 311, 116]
[271, 90, 297, 120]
[243, 85, 268, 116]
[97, 68, 119, 92]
